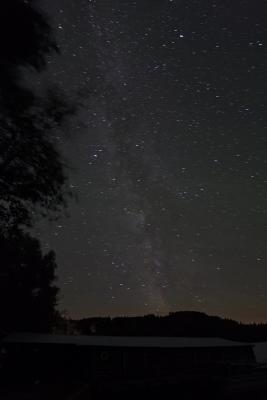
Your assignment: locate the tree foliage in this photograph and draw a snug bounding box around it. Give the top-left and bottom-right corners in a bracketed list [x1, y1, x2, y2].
[0, 1, 74, 332]
[0, 0, 74, 233]
[0, 229, 59, 332]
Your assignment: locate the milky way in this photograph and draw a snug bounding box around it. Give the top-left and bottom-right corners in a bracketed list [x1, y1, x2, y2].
[34, 0, 267, 322]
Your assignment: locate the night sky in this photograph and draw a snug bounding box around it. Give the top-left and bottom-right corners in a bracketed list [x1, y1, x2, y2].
[34, 0, 267, 322]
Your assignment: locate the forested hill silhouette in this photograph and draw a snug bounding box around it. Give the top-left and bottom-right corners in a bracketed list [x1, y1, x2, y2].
[73, 311, 267, 342]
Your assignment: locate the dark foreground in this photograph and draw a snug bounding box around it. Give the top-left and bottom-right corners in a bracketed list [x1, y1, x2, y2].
[1, 366, 267, 400]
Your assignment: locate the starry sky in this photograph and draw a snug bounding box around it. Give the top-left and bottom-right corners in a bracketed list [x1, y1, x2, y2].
[34, 0, 267, 322]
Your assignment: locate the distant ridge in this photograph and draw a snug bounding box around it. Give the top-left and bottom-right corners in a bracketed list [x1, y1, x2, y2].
[68, 311, 267, 342]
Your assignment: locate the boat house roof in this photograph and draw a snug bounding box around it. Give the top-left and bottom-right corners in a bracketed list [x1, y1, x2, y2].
[3, 333, 253, 349]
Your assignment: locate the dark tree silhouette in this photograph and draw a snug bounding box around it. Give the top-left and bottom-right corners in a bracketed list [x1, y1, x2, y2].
[0, 1, 75, 332]
[0, 0, 74, 233]
[0, 229, 59, 333]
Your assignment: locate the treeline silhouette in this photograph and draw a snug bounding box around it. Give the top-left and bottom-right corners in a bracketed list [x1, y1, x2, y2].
[73, 311, 267, 342]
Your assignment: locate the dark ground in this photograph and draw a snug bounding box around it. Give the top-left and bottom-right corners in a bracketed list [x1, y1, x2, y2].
[1, 370, 267, 400]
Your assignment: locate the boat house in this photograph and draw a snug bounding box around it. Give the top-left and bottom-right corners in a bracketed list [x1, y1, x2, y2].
[1, 334, 256, 382]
